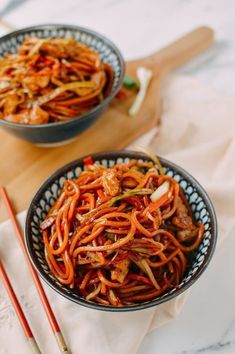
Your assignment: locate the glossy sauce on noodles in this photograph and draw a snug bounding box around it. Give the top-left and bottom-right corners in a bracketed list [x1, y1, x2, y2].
[0, 37, 113, 124]
[41, 157, 204, 306]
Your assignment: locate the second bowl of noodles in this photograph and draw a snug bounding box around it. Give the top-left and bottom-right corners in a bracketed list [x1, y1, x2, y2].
[0, 24, 124, 145]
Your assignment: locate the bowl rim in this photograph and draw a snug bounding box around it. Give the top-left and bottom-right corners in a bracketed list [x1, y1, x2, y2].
[0, 23, 125, 129]
[25, 150, 218, 312]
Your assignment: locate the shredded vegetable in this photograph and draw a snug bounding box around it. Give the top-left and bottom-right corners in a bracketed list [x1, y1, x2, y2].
[150, 181, 170, 202]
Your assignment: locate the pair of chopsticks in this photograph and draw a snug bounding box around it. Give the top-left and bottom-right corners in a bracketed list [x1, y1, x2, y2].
[0, 187, 70, 353]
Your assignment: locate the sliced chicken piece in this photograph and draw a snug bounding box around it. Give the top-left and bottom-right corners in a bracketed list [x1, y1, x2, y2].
[23, 75, 50, 92]
[3, 92, 20, 115]
[5, 111, 30, 124]
[172, 197, 194, 230]
[111, 258, 130, 283]
[29, 105, 49, 124]
[101, 169, 120, 196]
[177, 228, 198, 242]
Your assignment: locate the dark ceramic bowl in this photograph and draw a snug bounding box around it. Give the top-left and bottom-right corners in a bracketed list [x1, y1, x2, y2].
[0, 24, 125, 146]
[25, 151, 217, 311]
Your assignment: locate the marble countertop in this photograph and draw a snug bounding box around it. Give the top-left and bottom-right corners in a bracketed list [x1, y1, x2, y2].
[0, 1, 235, 353]
[1, 0, 235, 96]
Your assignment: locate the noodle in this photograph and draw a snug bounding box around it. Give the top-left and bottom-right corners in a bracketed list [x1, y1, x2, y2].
[0, 37, 113, 124]
[41, 157, 205, 306]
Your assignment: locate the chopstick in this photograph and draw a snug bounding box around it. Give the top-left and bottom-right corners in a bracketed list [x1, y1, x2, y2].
[0, 186, 70, 354]
[0, 259, 41, 354]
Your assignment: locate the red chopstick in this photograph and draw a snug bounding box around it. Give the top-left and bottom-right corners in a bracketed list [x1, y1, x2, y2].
[0, 259, 41, 353]
[0, 186, 70, 353]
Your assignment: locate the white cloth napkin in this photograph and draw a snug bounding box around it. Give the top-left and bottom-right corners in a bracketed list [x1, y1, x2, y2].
[0, 75, 235, 354]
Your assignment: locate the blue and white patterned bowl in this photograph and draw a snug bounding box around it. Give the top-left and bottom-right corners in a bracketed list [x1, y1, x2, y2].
[0, 24, 125, 146]
[25, 151, 217, 311]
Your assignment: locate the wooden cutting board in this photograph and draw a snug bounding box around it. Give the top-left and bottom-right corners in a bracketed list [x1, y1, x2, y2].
[0, 26, 214, 221]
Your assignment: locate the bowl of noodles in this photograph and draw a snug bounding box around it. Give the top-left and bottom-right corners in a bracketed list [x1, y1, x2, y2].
[25, 150, 217, 311]
[0, 24, 124, 146]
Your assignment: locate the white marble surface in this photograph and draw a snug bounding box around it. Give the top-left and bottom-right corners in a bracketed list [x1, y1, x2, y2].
[0, 1, 235, 354]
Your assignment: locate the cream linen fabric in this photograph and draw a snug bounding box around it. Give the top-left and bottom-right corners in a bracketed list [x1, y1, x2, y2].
[0, 75, 234, 354]
[150, 75, 235, 243]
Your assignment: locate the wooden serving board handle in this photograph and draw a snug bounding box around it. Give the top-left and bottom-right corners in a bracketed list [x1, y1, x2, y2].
[128, 26, 214, 75]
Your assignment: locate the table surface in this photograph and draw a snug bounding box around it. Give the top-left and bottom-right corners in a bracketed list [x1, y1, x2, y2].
[0, 1, 235, 354]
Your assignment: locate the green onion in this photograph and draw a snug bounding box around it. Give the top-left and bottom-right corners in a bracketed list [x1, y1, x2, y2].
[37, 81, 96, 106]
[108, 188, 153, 207]
[77, 188, 153, 224]
[106, 234, 115, 241]
[134, 147, 164, 175]
[150, 181, 170, 202]
[123, 75, 138, 89]
[136, 259, 160, 289]
[128, 67, 152, 116]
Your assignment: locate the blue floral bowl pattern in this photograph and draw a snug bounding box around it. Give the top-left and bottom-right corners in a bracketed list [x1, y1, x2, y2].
[0, 24, 125, 145]
[25, 151, 217, 311]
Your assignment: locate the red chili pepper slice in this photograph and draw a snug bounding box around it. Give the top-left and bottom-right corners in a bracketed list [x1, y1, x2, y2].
[83, 156, 94, 166]
[116, 88, 128, 100]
